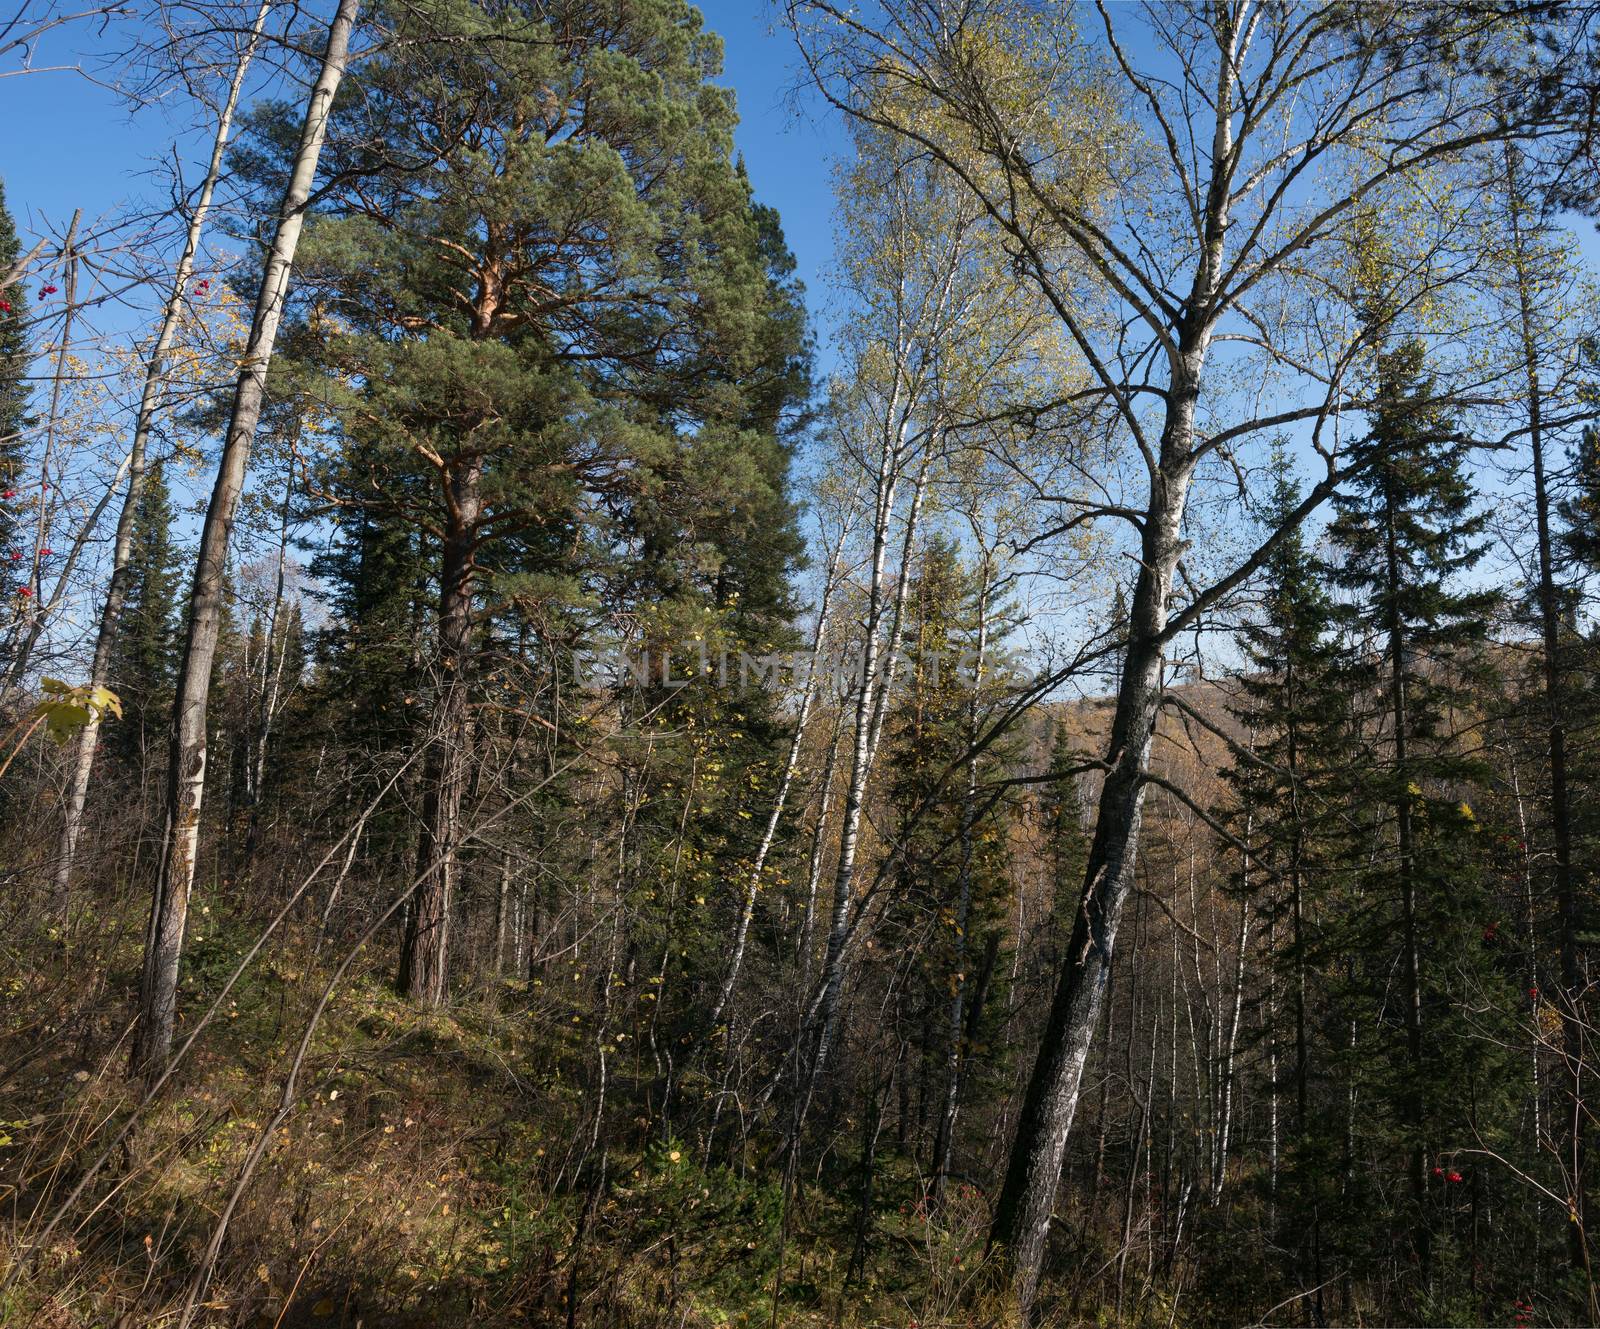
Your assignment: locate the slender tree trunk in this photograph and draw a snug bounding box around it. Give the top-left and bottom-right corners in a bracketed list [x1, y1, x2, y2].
[399, 458, 481, 1005]
[706, 536, 846, 1035]
[1285, 696, 1325, 1316]
[797, 451, 930, 1122]
[493, 845, 512, 979]
[845, 1073, 886, 1291]
[798, 709, 844, 992]
[241, 470, 294, 879]
[1116, 1011, 1159, 1324]
[54, 5, 272, 910]
[1213, 892, 1250, 1202]
[1504, 145, 1594, 1301]
[2, 212, 82, 696]
[1382, 488, 1430, 1278]
[132, 0, 359, 1077]
[931, 546, 993, 1198]
[1266, 909, 1279, 1220]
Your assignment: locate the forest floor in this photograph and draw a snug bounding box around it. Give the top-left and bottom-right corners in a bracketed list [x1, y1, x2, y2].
[0, 901, 1012, 1329]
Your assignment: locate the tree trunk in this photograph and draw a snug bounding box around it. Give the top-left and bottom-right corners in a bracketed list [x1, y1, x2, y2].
[795, 451, 929, 1126]
[493, 845, 512, 979]
[1505, 144, 1594, 1301]
[988, 364, 1200, 1315]
[1382, 484, 1430, 1277]
[132, 0, 359, 1077]
[1212, 892, 1250, 1202]
[931, 546, 993, 1198]
[399, 457, 481, 1005]
[798, 709, 844, 992]
[241, 471, 294, 879]
[706, 535, 846, 1035]
[2, 211, 80, 694]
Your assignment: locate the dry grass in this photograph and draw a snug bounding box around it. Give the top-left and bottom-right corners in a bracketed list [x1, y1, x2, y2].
[0, 901, 1033, 1329]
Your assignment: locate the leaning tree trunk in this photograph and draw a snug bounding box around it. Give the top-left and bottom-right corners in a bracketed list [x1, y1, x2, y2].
[988, 363, 1201, 1316]
[132, 0, 359, 1078]
[705, 533, 848, 1037]
[2, 211, 81, 696]
[54, 0, 275, 908]
[796, 451, 929, 1131]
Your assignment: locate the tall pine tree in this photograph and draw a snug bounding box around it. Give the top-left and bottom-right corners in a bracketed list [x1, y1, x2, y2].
[249, 0, 811, 1005]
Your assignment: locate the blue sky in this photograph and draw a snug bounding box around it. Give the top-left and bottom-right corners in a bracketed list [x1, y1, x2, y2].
[0, 2, 848, 355]
[700, 2, 847, 338]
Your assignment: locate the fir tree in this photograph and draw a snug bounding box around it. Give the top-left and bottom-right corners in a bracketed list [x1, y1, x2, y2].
[106, 462, 182, 778]
[1327, 334, 1519, 1293]
[0, 179, 32, 625]
[1220, 450, 1352, 1310]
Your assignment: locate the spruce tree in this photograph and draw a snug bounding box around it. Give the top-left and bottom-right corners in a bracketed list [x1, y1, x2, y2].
[306, 460, 432, 871]
[106, 462, 182, 779]
[0, 179, 32, 624]
[1327, 334, 1519, 1295]
[879, 534, 1019, 1174]
[1039, 719, 1089, 945]
[1219, 450, 1352, 1311]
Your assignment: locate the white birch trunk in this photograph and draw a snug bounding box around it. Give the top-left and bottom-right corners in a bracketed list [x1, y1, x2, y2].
[134, 0, 359, 1076]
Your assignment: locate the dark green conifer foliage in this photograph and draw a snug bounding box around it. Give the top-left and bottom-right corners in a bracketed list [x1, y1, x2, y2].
[1039, 720, 1089, 936]
[877, 534, 1020, 1161]
[243, 0, 811, 1004]
[1327, 334, 1520, 1296]
[1219, 451, 1352, 1307]
[106, 462, 183, 778]
[0, 179, 33, 619]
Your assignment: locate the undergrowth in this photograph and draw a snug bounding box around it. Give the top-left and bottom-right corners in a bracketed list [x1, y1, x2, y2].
[0, 894, 1028, 1329]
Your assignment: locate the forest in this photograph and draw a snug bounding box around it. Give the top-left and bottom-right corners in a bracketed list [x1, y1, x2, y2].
[5, 1, 1600, 1325]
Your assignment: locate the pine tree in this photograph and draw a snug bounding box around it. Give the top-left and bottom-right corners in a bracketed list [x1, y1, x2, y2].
[245, 0, 811, 1005]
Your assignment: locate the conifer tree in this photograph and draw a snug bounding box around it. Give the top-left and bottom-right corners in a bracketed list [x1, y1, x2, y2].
[1327, 333, 1518, 1293]
[254, 0, 810, 1005]
[1040, 725, 1088, 901]
[305, 453, 432, 872]
[880, 533, 1019, 1183]
[0, 180, 31, 624]
[106, 462, 182, 780]
[1220, 451, 1351, 1309]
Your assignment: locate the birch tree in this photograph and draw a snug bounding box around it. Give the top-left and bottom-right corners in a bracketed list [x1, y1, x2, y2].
[53, 0, 272, 906]
[790, 1, 1561, 1311]
[1488, 137, 1600, 1301]
[133, 0, 359, 1076]
[787, 116, 1087, 1134]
